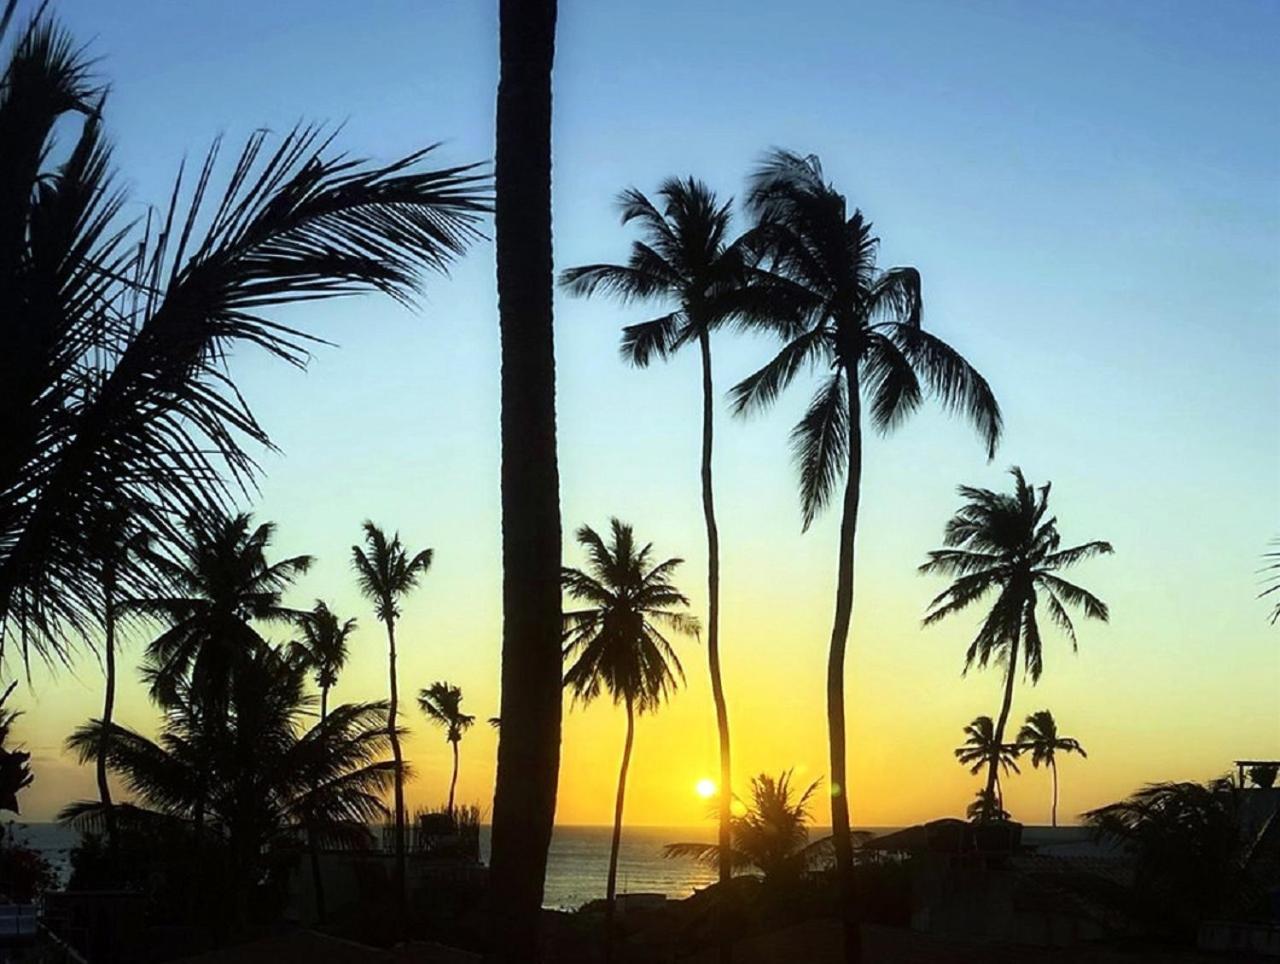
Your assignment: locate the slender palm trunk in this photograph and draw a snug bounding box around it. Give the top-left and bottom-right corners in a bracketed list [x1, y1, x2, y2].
[489, 1, 562, 959]
[696, 331, 734, 964]
[310, 687, 330, 923]
[987, 634, 1019, 805]
[385, 618, 407, 935]
[828, 368, 862, 964]
[1050, 757, 1058, 828]
[97, 566, 117, 847]
[604, 697, 635, 964]
[448, 740, 459, 817]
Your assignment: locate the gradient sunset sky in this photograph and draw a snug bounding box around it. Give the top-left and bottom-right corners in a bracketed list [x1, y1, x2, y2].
[15, 0, 1279, 827]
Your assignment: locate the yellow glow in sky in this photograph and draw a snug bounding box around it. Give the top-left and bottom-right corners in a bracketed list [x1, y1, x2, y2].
[695, 778, 716, 799]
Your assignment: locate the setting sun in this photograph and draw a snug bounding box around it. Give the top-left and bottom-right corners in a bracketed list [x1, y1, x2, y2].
[695, 778, 717, 799]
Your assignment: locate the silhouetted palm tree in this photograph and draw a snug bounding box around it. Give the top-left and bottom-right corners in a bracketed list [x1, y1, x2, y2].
[955, 715, 1020, 814]
[562, 180, 785, 910]
[352, 522, 432, 936]
[132, 511, 311, 726]
[290, 600, 357, 922]
[921, 467, 1111, 807]
[0, 682, 32, 813]
[733, 150, 1001, 961]
[292, 602, 357, 724]
[1016, 710, 1086, 827]
[665, 770, 822, 883]
[562, 519, 695, 962]
[62, 644, 395, 933]
[489, 0, 562, 958]
[1085, 778, 1264, 934]
[966, 787, 1010, 823]
[0, 9, 486, 672]
[418, 681, 475, 816]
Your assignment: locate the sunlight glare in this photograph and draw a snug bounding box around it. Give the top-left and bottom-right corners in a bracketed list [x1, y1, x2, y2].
[695, 778, 716, 799]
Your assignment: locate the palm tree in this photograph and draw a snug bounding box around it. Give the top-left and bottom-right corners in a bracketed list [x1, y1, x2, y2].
[132, 511, 312, 724]
[62, 643, 395, 933]
[562, 519, 695, 961]
[921, 467, 1111, 807]
[1016, 710, 1086, 827]
[955, 715, 1020, 814]
[732, 150, 1001, 961]
[489, 0, 562, 959]
[0, 682, 32, 814]
[0, 9, 486, 673]
[418, 681, 475, 817]
[1085, 778, 1263, 934]
[561, 180, 784, 910]
[966, 787, 1010, 823]
[665, 770, 823, 884]
[290, 600, 357, 922]
[351, 522, 432, 935]
[292, 602, 357, 724]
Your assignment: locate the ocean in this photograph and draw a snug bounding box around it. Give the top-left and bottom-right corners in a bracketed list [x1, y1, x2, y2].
[10, 821, 719, 911]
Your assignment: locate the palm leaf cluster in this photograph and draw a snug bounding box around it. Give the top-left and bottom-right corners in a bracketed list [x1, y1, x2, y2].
[665, 770, 822, 881]
[955, 715, 1020, 780]
[733, 150, 1002, 529]
[0, 7, 487, 668]
[1085, 778, 1265, 931]
[561, 519, 697, 711]
[921, 467, 1112, 682]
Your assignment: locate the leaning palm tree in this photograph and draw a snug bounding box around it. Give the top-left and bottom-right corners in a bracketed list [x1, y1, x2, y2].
[562, 519, 695, 962]
[418, 681, 475, 817]
[665, 770, 823, 884]
[292, 601, 358, 723]
[489, 0, 562, 959]
[955, 715, 1020, 814]
[921, 467, 1111, 807]
[1016, 710, 1086, 827]
[561, 179, 784, 907]
[0, 8, 486, 674]
[351, 522, 432, 936]
[732, 150, 1001, 961]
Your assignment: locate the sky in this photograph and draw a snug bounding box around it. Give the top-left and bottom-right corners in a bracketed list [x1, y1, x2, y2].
[13, 0, 1280, 828]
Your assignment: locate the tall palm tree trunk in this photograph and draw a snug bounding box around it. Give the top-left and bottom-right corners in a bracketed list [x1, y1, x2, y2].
[604, 697, 635, 964]
[97, 565, 117, 846]
[489, 0, 562, 959]
[385, 619, 407, 935]
[448, 740, 459, 817]
[1050, 757, 1058, 828]
[987, 634, 1019, 804]
[697, 330, 734, 962]
[828, 371, 862, 964]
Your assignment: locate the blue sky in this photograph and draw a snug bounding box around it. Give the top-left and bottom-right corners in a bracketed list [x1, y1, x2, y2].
[18, 0, 1280, 824]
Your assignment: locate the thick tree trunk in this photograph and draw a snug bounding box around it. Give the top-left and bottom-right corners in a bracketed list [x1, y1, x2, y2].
[448, 740, 459, 817]
[488, 0, 563, 960]
[386, 619, 407, 937]
[603, 698, 635, 964]
[1051, 757, 1058, 828]
[828, 368, 862, 964]
[987, 634, 1019, 805]
[98, 566, 116, 847]
[697, 331, 733, 964]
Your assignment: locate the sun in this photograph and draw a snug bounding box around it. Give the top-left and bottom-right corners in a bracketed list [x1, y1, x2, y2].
[695, 778, 717, 799]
